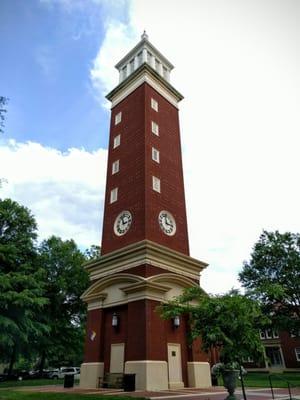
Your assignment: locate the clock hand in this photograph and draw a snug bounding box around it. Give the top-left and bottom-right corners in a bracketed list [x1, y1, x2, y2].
[164, 217, 172, 227]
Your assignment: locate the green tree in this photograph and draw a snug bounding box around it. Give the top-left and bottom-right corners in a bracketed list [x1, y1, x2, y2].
[0, 199, 47, 374]
[0, 96, 8, 134]
[36, 236, 90, 369]
[84, 244, 101, 260]
[239, 230, 300, 333]
[159, 287, 266, 366]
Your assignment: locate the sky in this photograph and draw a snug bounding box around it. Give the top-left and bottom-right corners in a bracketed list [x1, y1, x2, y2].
[0, 0, 299, 294]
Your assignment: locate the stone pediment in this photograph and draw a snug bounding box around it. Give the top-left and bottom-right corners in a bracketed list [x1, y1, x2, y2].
[81, 272, 199, 310]
[84, 240, 208, 283]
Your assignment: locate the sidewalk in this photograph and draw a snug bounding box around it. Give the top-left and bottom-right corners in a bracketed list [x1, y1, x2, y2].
[19, 385, 300, 400]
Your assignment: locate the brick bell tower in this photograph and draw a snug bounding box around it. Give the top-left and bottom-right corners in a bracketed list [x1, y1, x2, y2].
[80, 32, 212, 390]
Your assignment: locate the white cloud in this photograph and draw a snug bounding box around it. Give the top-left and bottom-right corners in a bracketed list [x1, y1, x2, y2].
[89, 0, 300, 294]
[0, 139, 107, 249]
[90, 20, 137, 105]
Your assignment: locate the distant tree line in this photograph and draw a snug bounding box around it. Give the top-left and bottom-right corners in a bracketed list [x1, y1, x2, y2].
[0, 197, 100, 373]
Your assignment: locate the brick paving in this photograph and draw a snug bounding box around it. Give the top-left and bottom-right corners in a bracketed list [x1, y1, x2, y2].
[13, 385, 300, 399]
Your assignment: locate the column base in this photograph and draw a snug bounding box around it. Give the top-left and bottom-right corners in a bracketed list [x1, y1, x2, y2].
[125, 360, 168, 391]
[169, 381, 184, 389]
[80, 362, 104, 388]
[187, 362, 212, 388]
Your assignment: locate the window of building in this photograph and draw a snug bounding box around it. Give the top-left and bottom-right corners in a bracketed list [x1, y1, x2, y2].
[242, 356, 254, 363]
[147, 51, 152, 64]
[151, 98, 158, 112]
[260, 329, 279, 339]
[295, 348, 300, 361]
[112, 160, 119, 175]
[137, 52, 142, 66]
[113, 134, 121, 149]
[155, 58, 160, 71]
[152, 147, 160, 163]
[151, 121, 159, 136]
[266, 329, 273, 339]
[115, 112, 122, 125]
[290, 330, 300, 338]
[110, 188, 118, 203]
[163, 66, 168, 79]
[152, 176, 161, 193]
[121, 66, 127, 80]
[260, 330, 266, 339]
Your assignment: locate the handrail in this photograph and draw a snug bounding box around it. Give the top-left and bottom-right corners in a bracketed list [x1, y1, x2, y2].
[268, 373, 295, 400]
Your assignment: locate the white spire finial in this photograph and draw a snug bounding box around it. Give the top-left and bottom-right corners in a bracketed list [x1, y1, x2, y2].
[141, 30, 148, 40]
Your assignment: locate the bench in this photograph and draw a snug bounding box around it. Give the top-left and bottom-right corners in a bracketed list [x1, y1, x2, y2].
[98, 373, 124, 389]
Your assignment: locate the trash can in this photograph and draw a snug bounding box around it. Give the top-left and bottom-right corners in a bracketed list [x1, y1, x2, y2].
[64, 374, 74, 388]
[123, 374, 135, 392]
[211, 374, 218, 386]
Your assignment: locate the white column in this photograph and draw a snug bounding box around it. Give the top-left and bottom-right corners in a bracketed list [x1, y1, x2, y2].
[134, 55, 139, 70]
[158, 62, 163, 76]
[165, 69, 170, 82]
[142, 48, 147, 63]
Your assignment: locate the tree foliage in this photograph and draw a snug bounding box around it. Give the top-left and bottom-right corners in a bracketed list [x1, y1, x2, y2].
[0, 197, 96, 370]
[84, 244, 101, 260]
[36, 236, 90, 368]
[239, 230, 300, 333]
[0, 199, 47, 371]
[159, 287, 267, 366]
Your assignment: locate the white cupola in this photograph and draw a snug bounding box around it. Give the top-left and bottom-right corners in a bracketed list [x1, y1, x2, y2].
[115, 31, 174, 84]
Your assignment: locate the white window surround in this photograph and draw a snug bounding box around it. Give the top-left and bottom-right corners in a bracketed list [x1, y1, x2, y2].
[152, 176, 161, 193]
[152, 147, 160, 163]
[112, 160, 119, 175]
[115, 112, 122, 125]
[110, 188, 118, 203]
[113, 134, 121, 148]
[151, 98, 158, 112]
[260, 329, 279, 339]
[151, 121, 159, 136]
[266, 329, 273, 339]
[260, 331, 266, 339]
[295, 348, 300, 361]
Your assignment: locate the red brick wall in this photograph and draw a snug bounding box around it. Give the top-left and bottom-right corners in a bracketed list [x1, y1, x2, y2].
[84, 309, 104, 363]
[101, 85, 146, 255]
[103, 305, 128, 373]
[101, 82, 189, 256]
[144, 85, 189, 255]
[85, 300, 210, 386]
[125, 264, 177, 278]
[280, 331, 300, 368]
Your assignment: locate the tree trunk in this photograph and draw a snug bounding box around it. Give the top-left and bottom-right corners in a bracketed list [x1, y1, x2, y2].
[8, 345, 16, 376]
[39, 350, 46, 373]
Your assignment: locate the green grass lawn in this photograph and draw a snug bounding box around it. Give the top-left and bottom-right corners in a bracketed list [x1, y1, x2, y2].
[0, 379, 66, 388]
[0, 391, 143, 400]
[219, 372, 300, 388]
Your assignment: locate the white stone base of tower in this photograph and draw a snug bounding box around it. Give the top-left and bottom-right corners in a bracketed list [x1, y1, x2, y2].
[80, 362, 104, 389]
[187, 362, 212, 388]
[124, 360, 169, 390]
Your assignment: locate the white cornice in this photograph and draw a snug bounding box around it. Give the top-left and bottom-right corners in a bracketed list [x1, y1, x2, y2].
[85, 240, 208, 282]
[115, 38, 174, 71]
[107, 64, 183, 109]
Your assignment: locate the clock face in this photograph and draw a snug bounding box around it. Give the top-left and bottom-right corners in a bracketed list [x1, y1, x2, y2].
[158, 210, 176, 236]
[114, 211, 133, 236]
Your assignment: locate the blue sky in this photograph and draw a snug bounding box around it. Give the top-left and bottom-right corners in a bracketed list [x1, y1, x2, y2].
[1, 0, 130, 151]
[1, 0, 299, 294]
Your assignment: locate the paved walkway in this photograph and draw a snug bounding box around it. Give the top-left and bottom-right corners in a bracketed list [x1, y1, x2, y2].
[17, 385, 300, 400]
